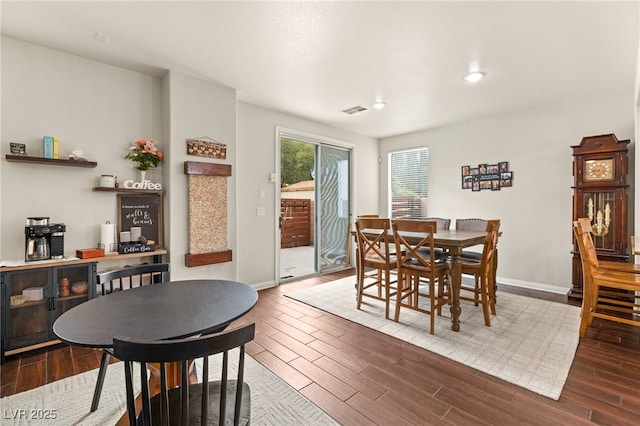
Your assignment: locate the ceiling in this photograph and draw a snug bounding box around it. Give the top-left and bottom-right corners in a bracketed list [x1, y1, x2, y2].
[2, 1, 638, 139]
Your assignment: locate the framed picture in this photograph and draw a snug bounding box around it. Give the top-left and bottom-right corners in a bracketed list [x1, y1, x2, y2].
[499, 161, 509, 172]
[491, 180, 501, 191]
[472, 178, 480, 192]
[118, 193, 163, 247]
[487, 164, 499, 174]
[462, 175, 473, 189]
[500, 172, 513, 187]
[470, 167, 479, 175]
[478, 163, 488, 174]
[9, 142, 26, 155]
[461, 165, 470, 176]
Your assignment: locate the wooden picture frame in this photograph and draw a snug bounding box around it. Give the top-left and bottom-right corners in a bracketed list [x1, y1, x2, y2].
[117, 193, 163, 247]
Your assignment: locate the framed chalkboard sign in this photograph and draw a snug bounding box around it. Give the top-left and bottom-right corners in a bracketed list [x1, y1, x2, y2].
[117, 193, 163, 247]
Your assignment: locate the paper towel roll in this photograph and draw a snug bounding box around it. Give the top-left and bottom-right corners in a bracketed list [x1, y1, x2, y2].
[100, 222, 116, 253]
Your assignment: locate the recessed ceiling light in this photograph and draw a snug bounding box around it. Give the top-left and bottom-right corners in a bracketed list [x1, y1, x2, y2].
[372, 101, 386, 110]
[464, 71, 485, 83]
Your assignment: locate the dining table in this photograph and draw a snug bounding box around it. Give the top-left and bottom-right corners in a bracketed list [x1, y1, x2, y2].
[53, 279, 258, 411]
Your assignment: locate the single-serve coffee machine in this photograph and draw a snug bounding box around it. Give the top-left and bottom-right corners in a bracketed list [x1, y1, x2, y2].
[25, 217, 65, 262]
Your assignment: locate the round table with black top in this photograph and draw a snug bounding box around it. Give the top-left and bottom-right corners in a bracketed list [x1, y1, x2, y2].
[53, 279, 258, 412]
[53, 279, 258, 348]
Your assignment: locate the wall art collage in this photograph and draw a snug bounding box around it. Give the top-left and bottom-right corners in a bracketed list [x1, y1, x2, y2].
[461, 161, 513, 191]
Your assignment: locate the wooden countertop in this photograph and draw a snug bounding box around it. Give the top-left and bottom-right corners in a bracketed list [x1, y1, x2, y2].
[0, 249, 167, 272]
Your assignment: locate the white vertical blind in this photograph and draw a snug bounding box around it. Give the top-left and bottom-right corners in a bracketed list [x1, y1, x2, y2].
[389, 147, 429, 219]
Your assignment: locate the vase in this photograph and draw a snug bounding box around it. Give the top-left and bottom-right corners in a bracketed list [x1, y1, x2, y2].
[139, 170, 146, 182]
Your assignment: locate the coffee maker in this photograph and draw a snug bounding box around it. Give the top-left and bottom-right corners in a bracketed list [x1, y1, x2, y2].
[25, 217, 66, 262]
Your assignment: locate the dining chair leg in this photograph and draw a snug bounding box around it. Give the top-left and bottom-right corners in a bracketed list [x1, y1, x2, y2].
[480, 276, 491, 327]
[429, 279, 436, 335]
[384, 268, 390, 319]
[91, 350, 111, 412]
[356, 265, 364, 310]
[394, 273, 406, 322]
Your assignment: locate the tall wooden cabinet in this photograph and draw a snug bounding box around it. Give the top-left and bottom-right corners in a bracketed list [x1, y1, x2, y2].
[570, 134, 630, 301]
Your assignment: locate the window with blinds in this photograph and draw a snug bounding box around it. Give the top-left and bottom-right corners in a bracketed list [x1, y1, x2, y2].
[389, 147, 429, 219]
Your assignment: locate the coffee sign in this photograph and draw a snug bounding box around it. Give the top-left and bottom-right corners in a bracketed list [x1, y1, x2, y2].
[117, 194, 163, 247]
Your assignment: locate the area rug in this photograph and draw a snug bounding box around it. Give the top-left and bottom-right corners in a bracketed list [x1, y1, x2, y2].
[1, 354, 337, 425]
[286, 276, 581, 400]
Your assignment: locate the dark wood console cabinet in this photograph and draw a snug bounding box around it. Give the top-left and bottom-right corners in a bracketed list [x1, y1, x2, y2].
[1, 250, 167, 362]
[1, 262, 96, 362]
[570, 134, 630, 302]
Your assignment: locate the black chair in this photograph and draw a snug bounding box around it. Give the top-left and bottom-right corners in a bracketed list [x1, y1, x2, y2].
[113, 323, 255, 426]
[97, 262, 170, 295]
[90, 263, 170, 412]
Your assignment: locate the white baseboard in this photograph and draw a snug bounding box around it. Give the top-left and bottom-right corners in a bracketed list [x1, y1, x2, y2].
[252, 280, 276, 290]
[496, 276, 570, 295]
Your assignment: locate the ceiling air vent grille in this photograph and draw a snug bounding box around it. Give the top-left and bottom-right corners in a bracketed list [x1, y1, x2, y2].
[342, 105, 368, 115]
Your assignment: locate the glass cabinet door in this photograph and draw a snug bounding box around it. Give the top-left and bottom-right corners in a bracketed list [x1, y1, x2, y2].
[50, 264, 95, 339]
[4, 268, 51, 350]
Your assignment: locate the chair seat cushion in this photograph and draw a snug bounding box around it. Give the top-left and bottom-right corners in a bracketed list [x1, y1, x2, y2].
[460, 250, 482, 261]
[141, 380, 251, 426]
[401, 258, 450, 273]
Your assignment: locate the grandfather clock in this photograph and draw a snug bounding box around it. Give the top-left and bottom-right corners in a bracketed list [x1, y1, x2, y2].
[570, 133, 629, 301]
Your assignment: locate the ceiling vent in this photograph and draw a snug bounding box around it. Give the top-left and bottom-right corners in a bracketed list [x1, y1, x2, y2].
[342, 105, 368, 115]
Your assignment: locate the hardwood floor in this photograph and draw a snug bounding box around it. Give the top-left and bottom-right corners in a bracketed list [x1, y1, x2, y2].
[2, 269, 640, 425]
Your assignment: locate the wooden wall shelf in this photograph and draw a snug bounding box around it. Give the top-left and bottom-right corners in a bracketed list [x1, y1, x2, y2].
[5, 155, 97, 168]
[92, 187, 163, 194]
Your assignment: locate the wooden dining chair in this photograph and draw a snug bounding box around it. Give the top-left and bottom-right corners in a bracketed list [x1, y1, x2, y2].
[419, 217, 451, 260]
[114, 323, 255, 426]
[455, 218, 488, 261]
[573, 218, 640, 337]
[355, 217, 398, 319]
[90, 262, 170, 412]
[392, 220, 451, 334]
[459, 219, 500, 326]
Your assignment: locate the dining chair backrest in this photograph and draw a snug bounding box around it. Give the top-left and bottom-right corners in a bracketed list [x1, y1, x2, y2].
[574, 218, 600, 271]
[113, 323, 255, 426]
[392, 220, 438, 271]
[455, 218, 488, 232]
[479, 220, 501, 275]
[425, 217, 451, 231]
[97, 263, 169, 296]
[355, 217, 393, 265]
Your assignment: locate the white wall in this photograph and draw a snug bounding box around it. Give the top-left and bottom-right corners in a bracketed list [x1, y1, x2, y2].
[1, 37, 162, 261]
[380, 93, 635, 292]
[164, 71, 237, 281]
[236, 102, 379, 287]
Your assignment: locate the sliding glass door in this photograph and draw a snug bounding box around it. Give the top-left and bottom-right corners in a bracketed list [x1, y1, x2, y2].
[278, 130, 351, 281]
[318, 145, 350, 272]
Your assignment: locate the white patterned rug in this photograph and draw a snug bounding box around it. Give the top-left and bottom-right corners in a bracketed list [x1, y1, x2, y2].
[1, 354, 337, 425]
[286, 276, 581, 400]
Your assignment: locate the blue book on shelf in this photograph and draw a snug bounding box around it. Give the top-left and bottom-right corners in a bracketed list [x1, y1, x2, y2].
[43, 136, 54, 159]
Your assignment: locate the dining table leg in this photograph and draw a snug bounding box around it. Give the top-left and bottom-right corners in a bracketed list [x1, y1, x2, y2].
[449, 249, 462, 331]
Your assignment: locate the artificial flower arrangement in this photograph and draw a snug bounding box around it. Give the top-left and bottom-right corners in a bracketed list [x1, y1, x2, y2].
[124, 139, 164, 171]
